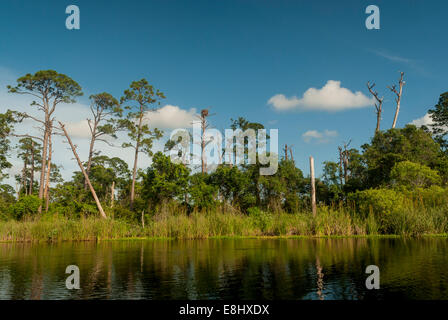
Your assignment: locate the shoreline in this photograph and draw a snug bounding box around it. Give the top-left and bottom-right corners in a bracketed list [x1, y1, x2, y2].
[1, 234, 447, 244]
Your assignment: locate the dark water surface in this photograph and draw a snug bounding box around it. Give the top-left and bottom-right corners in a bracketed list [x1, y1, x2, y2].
[0, 238, 447, 300]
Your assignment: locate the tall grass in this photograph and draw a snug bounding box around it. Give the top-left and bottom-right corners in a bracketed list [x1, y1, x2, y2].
[1, 202, 447, 242]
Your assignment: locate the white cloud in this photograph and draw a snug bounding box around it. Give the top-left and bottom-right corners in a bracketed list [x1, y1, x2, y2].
[410, 113, 433, 127]
[302, 129, 338, 144]
[268, 80, 374, 111]
[65, 119, 91, 139]
[143, 105, 197, 129]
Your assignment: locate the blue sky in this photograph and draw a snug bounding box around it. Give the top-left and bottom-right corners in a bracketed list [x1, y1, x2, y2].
[0, 0, 447, 182]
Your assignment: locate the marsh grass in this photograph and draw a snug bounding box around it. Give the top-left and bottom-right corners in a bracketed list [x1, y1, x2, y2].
[1, 199, 447, 241]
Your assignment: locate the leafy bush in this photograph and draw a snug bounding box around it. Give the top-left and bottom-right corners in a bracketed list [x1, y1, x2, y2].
[9, 195, 41, 220]
[348, 189, 407, 233]
[248, 207, 273, 233]
[391, 161, 441, 188]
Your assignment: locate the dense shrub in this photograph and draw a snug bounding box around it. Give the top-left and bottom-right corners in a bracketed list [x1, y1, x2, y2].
[248, 207, 273, 233]
[391, 161, 441, 188]
[8, 195, 41, 220]
[348, 189, 407, 233]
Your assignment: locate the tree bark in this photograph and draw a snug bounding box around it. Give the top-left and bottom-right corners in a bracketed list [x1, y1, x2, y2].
[376, 108, 381, 132]
[310, 156, 317, 217]
[44, 130, 52, 212]
[110, 181, 115, 208]
[390, 72, 405, 129]
[29, 140, 35, 195]
[84, 121, 97, 190]
[367, 82, 384, 134]
[22, 155, 28, 196]
[38, 116, 49, 213]
[59, 121, 107, 219]
[130, 108, 144, 210]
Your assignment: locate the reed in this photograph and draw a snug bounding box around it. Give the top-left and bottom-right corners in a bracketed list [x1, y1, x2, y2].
[1, 201, 447, 241]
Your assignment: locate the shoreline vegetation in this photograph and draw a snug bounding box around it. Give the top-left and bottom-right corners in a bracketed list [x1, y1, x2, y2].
[1, 71, 448, 242]
[1, 199, 448, 242]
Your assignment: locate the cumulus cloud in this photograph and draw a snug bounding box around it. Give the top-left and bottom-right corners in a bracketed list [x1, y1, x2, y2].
[302, 129, 338, 144]
[143, 105, 197, 129]
[65, 119, 91, 139]
[410, 113, 433, 127]
[268, 80, 374, 111]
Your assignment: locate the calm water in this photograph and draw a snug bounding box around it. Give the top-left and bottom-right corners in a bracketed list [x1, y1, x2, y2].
[0, 238, 447, 300]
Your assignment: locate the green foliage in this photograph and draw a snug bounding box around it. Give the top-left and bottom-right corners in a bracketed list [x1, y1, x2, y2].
[142, 152, 190, 208]
[7, 70, 83, 103]
[0, 110, 18, 181]
[362, 125, 441, 188]
[248, 207, 273, 233]
[391, 161, 441, 188]
[210, 165, 256, 211]
[119, 79, 165, 157]
[9, 195, 42, 220]
[189, 173, 217, 210]
[428, 92, 448, 151]
[88, 92, 123, 141]
[259, 160, 305, 212]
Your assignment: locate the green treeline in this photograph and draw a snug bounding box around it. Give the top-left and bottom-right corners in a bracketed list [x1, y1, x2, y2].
[1, 70, 448, 240]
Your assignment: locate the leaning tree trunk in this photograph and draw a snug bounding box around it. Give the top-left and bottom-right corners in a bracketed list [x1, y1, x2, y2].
[59, 121, 107, 219]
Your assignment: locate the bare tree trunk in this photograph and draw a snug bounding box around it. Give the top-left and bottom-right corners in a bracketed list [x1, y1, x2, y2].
[22, 156, 28, 196]
[310, 156, 317, 216]
[389, 72, 405, 129]
[84, 121, 97, 190]
[29, 140, 35, 195]
[59, 121, 107, 219]
[367, 82, 384, 134]
[38, 122, 49, 213]
[338, 147, 344, 186]
[376, 108, 381, 132]
[110, 181, 115, 208]
[201, 117, 206, 174]
[130, 110, 144, 210]
[44, 131, 53, 212]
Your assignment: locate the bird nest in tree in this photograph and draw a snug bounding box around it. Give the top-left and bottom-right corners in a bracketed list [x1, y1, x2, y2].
[201, 109, 209, 117]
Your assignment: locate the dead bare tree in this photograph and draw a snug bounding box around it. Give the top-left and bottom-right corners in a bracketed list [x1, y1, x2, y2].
[388, 72, 405, 129]
[338, 140, 351, 185]
[338, 146, 344, 186]
[367, 82, 384, 133]
[289, 145, 294, 163]
[197, 109, 213, 173]
[59, 121, 107, 219]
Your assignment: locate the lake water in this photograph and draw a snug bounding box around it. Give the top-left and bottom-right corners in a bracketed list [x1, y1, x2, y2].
[0, 238, 447, 300]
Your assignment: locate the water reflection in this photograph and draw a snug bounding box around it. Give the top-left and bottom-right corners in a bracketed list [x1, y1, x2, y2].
[0, 238, 447, 300]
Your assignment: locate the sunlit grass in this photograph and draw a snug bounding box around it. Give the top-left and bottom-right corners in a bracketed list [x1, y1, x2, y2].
[1, 203, 447, 242]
